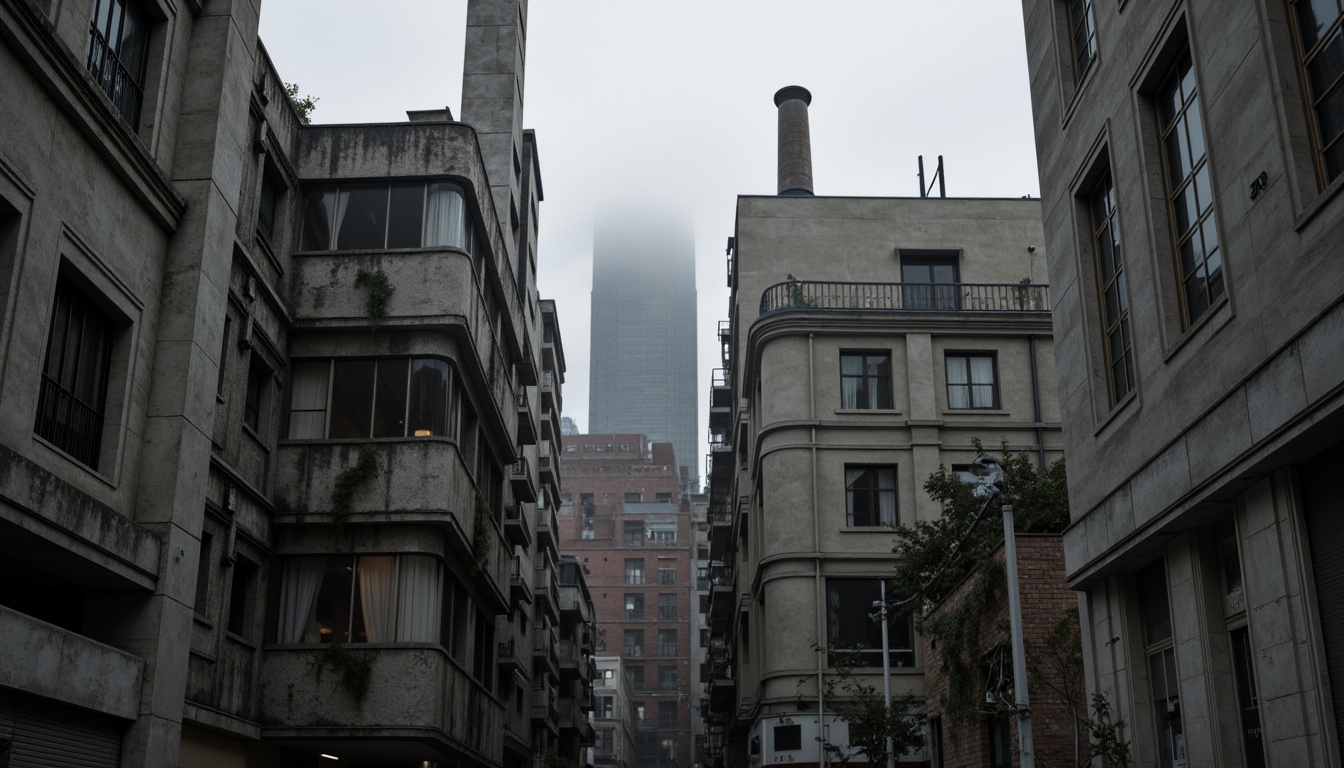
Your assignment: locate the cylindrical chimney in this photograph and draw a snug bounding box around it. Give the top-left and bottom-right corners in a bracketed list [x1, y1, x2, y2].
[775, 85, 814, 196]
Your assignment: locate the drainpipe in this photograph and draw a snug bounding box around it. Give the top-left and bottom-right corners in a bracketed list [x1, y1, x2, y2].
[809, 333, 825, 763]
[1028, 335, 1045, 467]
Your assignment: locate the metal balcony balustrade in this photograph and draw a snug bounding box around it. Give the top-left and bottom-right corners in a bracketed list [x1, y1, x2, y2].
[759, 279, 1051, 315]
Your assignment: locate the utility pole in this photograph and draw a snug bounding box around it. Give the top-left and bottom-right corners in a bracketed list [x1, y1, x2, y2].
[874, 581, 895, 768]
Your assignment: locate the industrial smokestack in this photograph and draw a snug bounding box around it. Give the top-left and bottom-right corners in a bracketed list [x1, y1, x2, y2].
[774, 85, 814, 196]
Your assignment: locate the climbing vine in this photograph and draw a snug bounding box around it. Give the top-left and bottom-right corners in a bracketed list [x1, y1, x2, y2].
[785, 273, 817, 308]
[331, 444, 379, 532]
[312, 642, 373, 702]
[918, 562, 1007, 724]
[355, 267, 394, 327]
[798, 644, 926, 767]
[471, 492, 493, 577]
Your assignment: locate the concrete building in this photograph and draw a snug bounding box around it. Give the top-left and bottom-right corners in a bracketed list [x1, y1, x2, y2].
[558, 435, 695, 768]
[687, 489, 712, 767]
[587, 214, 700, 490]
[1018, 1, 1344, 766]
[0, 0, 589, 766]
[591, 655, 637, 768]
[702, 87, 1060, 768]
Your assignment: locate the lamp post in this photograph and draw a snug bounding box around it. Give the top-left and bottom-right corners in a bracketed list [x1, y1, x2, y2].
[971, 453, 1035, 768]
[873, 581, 895, 768]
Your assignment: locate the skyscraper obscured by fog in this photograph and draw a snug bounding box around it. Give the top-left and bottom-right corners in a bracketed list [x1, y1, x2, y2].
[589, 211, 699, 488]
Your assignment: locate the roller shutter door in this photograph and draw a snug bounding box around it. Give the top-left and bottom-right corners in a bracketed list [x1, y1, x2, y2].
[1301, 445, 1344, 759]
[0, 688, 121, 768]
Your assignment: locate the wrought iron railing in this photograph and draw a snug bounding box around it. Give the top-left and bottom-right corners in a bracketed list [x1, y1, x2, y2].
[86, 24, 144, 127]
[760, 280, 1050, 315]
[35, 374, 105, 469]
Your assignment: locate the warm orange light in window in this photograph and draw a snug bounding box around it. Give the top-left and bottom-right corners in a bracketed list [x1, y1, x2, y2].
[414, 429, 432, 437]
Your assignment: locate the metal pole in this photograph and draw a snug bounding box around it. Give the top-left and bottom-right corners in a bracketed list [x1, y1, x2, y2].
[877, 581, 895, 768]
[1002, 498, 1035, 768]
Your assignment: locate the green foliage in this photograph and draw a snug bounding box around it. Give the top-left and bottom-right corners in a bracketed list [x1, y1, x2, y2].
[918, 565, 1007, 724]
[331, 444, 379, 532]
[799, 644, 925, 767]
[1085, 692, 1132, 768]
[785, 273, 817, 308]
[471, 492, 493, 577]
[1030, 612, 1133, 768]
[284, 82, 318, 124]
[542, 756, 575, 768]
[355, 267, 395, 327]
[312, 642, 373, 702]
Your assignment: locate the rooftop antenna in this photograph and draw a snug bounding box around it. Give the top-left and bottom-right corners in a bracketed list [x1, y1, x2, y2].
[918, 155, 946, 198]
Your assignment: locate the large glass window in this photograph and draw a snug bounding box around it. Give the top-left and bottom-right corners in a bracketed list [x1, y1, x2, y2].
[273, 554, 444, 644]
[1158, 51, 1223, 326]
[625, 558, 645, 585]
[900, 254, 960, 310]
[35, 276, 114, 470]
[840, 352, 893, 409]
[825, 579, 915, 667]
[1289, 0, 1344, 183]
[658, 629, 677, 657]
[658, 593, 678, 621]
[1137, 561, 1185, 768]
[285, 357, 461, 440]
[300, 181, 472, 252]
[623, 630, 645, 657]
[625, 593, 645, 620]
[845, 466, 898, 527]
[86, 0, 150, 128]
[945, 352, 998, 409]
[1090, 174, 1135, 404]
[1068, 0, 1098, 79]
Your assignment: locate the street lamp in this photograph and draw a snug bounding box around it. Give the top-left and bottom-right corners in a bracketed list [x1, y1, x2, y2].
[872, 581, 895, 768]
[970, 453, 1035, 768]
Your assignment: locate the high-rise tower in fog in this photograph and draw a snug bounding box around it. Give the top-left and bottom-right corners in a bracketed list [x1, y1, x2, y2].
[589, 212, 699, 488]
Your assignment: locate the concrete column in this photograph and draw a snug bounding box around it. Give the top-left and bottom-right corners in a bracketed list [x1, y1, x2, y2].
[774, 86, 813, 196]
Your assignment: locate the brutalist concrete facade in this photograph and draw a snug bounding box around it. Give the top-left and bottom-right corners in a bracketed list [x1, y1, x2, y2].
[701, 87, 1061, 768]
[0, 0, 587, 766]
[1019, 1, 1344, 766]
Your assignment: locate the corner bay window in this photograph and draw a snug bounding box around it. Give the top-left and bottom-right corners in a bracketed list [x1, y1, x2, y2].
[300, 181, 474, 252]
[86, 0, 150, 128]
[286, 357, 460, 440]
[826, 579, 915, 667]
[274, 554, 443, 644]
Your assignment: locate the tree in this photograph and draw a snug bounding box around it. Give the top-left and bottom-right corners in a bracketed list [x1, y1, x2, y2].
[285, 82, 318, 124]
[801, 644, 925, 768]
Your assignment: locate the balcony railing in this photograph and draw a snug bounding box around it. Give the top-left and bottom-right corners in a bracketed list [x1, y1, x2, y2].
[760, 280, 1050, 315]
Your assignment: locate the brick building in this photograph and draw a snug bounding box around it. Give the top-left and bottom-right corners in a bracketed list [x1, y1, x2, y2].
[922, 535, 1082, 768]
[559, 434, 694, 768]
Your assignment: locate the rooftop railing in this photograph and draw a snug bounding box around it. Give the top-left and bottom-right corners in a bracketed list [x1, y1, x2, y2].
[760, 280, 1050, 316]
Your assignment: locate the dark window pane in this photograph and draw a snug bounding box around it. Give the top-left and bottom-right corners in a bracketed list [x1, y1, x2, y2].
[409, 358, 451, 437]
[315, 556, 355, 643]
[335, 186, 389, 250]
[301, 187, 336, 250]
[1296, 0, 1341, 49]
[372, 359, 408, 437]
[36, 278, 113, 469]
[244, 356, 266, 431]
[328, 359, 375, 438]
[257, 175, 278, 242]
[387, 183, 425, 249]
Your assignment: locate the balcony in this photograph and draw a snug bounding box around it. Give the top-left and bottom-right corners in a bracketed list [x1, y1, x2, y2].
[535, 503, 558, 558]
[504, 503, 532, 548]
[0, 606, 144, 719]
[535, 565, 560, 624]
[532, 681, 559, 732]
[534, 625, 560, 681]
[558, 639, 583, 679]
[259, 645, 502, 764]
[759, 279, 1051, 316]
[538, 440, 560, 497]
[558, 583, 588, 621]
[709, 442, 732, 483]
[516, 389, 537, 446]
[510, 555, 533, 606]
[541, 370, 559, 413]
[510, 455, 537, 503]
[498, 637, 528, 678]
[708, 661, 736, 711]
[709, 503, 732, 553]
[558, 696, 591, 739]
[709, 368, 732, 433]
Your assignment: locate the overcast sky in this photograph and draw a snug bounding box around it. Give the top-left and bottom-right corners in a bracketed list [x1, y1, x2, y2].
[258, 1, 1041, 454]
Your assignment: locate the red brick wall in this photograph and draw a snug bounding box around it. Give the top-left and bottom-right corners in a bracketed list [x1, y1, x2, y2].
[921, 535, 1082, 768]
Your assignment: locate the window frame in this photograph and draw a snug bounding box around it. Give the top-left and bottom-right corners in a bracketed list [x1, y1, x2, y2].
[1067, 0, 1099, 81]
[825, 578, 916, 668]
[839, 350, 894, 410]
[944, 351, 999, 410]
[1088, 171, 1135, 406]
[844, 465, 899, 527]
[1286, 0, 1344, 186]
[35, 274, 116, 470]
[284, 356, 463, 441]
[85, 0, 152, 129]
[271, 553, 447, 647]
[298, 179, 476, 253]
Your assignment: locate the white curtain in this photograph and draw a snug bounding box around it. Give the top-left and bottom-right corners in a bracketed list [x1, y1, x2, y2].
[357, 555, 397, 643]
[331, 189, 352, 249]
[277, 558, 326, 643]
[877, 468, 897, 525]
[287, 361, 329, 438]
[970, 356, 995, 407]
[423, 183, 467, 249]
[396, 555, 443, 642]
[947, 358, 970, 409]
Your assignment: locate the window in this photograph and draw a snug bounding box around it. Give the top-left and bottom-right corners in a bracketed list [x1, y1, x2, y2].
[300, 181, 474, 252]
[472, 609, 494, 688]
[900, 253, 960, 310]
[625, 662, 645, 690]
[989, 716, 1013, 768]
[658, 699, 678, 726]
[658, 566, 677, 585]
[624, 521, 644, 547]
[597, 695, 615, 718]
[658, 629, 677, 657]
[945, 353, 997, 409]
[286, 357, 461, 440]
[194, 532, 213, 615]
[1137, 562, 1184, 768]
[826, 579, 915, 667]
[840, 352, 893, 409]
[648, 522, 677, 544]
[658, 593, 678, 620]
[273, 554, 444, 644]
[625, 593, 645, 620]
[625, 558, 645, 585]
[86, 0, 150, 128]
[624, 630, 645, 657]
[1067, 0, 1098, 79]
[1089, 174, 1135, 405]
[774, 723, 802, 752]
[656, 492, 673, 502]
[243, 354, 268, 431]
[845, 466, 898, 526]
[1158, 50, 1223, 326]
[227, 556, 258, 636]
[624, 492, 643, 503]
[35, 276, 114, 470]
[257, 173, 279, 243]
[1289, 0, 1344, 183]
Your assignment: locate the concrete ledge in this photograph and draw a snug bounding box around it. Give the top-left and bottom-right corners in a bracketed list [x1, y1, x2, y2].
[0, 604, 144, 718]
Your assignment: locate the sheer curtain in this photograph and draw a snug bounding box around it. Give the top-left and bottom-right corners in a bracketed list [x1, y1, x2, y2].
[357, 556, 397, 642]
[970, 356, 995, 407]
[947, 359, 970, 409]
[423, 183, 466, 249]
[277, 558, 326, 643]
[877, 468, 897, 525]
[396, 555, 443, 642]
[287, 361, 329, 438]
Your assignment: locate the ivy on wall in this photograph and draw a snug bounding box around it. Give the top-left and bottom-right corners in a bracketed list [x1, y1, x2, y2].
[331, 444, 379, 532]
[355, 267, 394, 327]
